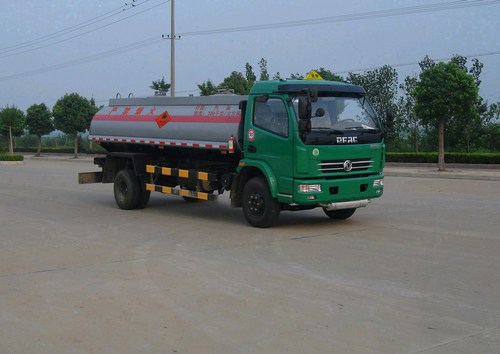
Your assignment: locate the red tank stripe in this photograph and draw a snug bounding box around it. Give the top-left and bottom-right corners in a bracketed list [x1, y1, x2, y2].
[93, 114, 240, 124]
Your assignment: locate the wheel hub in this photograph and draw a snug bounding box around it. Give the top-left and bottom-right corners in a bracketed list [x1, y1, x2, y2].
[248, 193, 264, 216]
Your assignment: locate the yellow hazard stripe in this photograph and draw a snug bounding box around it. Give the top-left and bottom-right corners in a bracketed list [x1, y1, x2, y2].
[146, 183, 215, 201]
[198, 172, 209, 181]
[162, 167, 172, 175]
[146, 165, 216, 181]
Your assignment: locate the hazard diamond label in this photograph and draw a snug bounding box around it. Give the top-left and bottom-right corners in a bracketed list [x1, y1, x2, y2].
[156, 111, 171, 128]
[304, 70, 324, 80]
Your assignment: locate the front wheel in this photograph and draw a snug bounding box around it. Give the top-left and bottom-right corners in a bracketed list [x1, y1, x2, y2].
[323, 207, 356, 220]
[242, 176, 280, 228]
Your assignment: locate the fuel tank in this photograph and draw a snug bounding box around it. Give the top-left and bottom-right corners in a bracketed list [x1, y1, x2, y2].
[89, 95, 246, 151]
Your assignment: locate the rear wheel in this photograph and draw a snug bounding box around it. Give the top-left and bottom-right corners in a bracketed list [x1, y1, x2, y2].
[242, 176, 280, 228]
[323, 207, 356, 220]
[114, 169, 144, 210]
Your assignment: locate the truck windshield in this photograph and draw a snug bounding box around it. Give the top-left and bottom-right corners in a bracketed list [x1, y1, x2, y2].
[310, 96, 378, 131]
[293, 96, 382, 145]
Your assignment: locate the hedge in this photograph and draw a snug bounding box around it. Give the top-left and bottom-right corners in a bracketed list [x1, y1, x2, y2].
[386, 152, 500, 164]
[0, 154, 24, 161]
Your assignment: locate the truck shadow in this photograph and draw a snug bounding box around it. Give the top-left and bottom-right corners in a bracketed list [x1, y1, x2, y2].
[138, 194, 356, 229]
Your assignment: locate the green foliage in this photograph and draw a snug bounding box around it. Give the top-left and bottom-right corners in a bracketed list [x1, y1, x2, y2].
[53, 93, 95, 135]
[0, 106, 25, 137]
[53, 93, 98, 157]
[414, 62, 478, 128]
[220, 71, 252, 95]
[315, 67, 344, 82]
[0, 105, 25, 153]
[0, 153, 24, 161]
[258, 58, 269, 81]
[197, 80, 218, 96]
[413, 60, 479, 169]
[26, 103, 54, 155]
[478, 123, 500, 151]
[150, 76, 171, 93]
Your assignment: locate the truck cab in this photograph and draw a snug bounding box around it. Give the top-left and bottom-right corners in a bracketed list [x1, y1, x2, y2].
[234, 80, 385, 226]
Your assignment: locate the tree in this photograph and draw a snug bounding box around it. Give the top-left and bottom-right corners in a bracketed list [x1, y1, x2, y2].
[198, 79, 218, 96]
[414, 62, 478, 171]
[419, 55, 436, 71]
[245, 63, 256, 87]
[315, 67, 344, 82]
[398, 75, 420, 151]
[258, 58, 269, 81]
[0, 106, 25, 154]
[26, 103, 54, 156]
[150, 76, 171, 93]
[220, 71, 252, 95]
[53, 93, 96, 158]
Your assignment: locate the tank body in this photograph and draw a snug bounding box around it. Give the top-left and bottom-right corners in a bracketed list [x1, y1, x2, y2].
[89, 95, 246, 150]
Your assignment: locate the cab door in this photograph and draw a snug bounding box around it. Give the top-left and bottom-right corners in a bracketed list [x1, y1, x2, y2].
[246, 97, 294, 197]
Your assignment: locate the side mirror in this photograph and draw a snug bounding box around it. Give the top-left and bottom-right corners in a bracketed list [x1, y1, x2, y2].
[298, 97, 311, 120]
[298, 119, 311, 134]
[314, 108, 325, 117]
[310, 87, 318, 102]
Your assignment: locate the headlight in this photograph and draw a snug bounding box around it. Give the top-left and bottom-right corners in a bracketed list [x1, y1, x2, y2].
[373, 179, 384, 187]
[299, 184, 322, 193]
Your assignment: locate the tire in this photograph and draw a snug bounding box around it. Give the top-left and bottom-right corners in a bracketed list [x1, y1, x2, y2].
[242, 176, 280, 228]
[114, 169, 141, 210]
[323, 207, 356, 220]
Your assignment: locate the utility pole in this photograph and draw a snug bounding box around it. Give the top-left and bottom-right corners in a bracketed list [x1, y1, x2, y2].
[170, 0, 175, 96]
[162, 0, 179, 96]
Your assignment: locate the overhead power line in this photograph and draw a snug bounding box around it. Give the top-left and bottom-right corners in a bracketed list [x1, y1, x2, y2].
[0, 0, 498, 82]
[0, 3, 132, 54]
[0, 36, 162, 82]
[179, 0, 500, 36]
[0, 0, 168, 58]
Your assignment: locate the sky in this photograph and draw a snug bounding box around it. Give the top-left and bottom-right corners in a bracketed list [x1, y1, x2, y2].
[0, 0, 499, 111]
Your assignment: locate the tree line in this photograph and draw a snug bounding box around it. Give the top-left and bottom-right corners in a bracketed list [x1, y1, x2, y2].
[0, 93, 98, 158]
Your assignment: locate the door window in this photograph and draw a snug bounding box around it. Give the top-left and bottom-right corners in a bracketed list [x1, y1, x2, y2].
[253, 99, 288, 137]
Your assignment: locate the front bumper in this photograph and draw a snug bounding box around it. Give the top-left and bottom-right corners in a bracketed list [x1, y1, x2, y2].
[292, 173, 384, 205]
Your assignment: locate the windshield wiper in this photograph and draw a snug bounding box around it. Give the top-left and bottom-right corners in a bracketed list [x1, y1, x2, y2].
[344, 126, 380, 134]
[312, 128, 344, 135]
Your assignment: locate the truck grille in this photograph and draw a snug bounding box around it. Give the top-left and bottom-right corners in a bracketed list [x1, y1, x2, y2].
[318, 158, 373, 173]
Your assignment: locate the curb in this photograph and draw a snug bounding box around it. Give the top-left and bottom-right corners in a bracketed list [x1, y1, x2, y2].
[0, 161, 24, 165]
[385, 170, 500, 181]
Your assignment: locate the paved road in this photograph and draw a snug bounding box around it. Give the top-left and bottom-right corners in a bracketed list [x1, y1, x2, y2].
[1, 158, 500, 353]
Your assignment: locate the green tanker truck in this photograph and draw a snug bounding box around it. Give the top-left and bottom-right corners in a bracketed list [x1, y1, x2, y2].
[79, 79, 389, 227]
